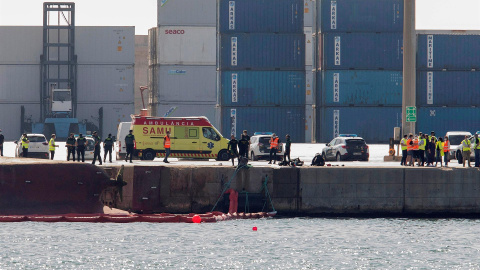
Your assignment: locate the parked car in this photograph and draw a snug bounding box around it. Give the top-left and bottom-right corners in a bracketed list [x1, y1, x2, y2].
[250, 132, 284, 161]
[445, 131, 472, 161]
[455, 134, 476, 164]
[14, 133, 49, 159]
[322, 134, 369, 161]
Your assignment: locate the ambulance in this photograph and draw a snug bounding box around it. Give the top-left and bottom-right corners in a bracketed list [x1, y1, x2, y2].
[131, 115, 231, 161]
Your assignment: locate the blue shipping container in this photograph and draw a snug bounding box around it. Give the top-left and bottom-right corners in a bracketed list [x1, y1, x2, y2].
[221, 71, 305, 106]
[317, 107, 402, 143]
[322, 32, 403, 70]
[321, 70, 403, 106]
[218, 0, 303, 33]
[222, 106, 305, 143]
[417, 107, 480, 137]
[318, 0, 403, 33]
[219, 33, 305, 70]
[417, 34, 480, 70]
[417, 71, 480, 106]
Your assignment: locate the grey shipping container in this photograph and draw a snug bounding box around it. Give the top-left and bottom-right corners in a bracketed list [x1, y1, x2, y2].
[0, 26, 42, 65]
[221, 106, 305, 143]
[0, 65, 41, 103]
[317, 106, 402, 143]
[76, 103, 134, 138]
[322, 32, 403, 70]
[155, 65, 217, 103]
[0, 103, 40, 140]
[306, 67, 314, 105]
[304, 0, 315, 27]
[157, 0, 216, 26]
[305, 104, 314, 142]
[77, 65, 135, 103]
[417, 107, 480, 137]
[155, 103, 217, 126]
[417, 71, 480, 106]
[76, 27, 135, 65]
[305, 27, 314, 66]
[321, 70, 403, 106]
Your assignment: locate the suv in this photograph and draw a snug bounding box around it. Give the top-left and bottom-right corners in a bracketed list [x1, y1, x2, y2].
[14, 133, 49, 159]
[322, 134, 369, 161]
[445, 131, 472, 161]
[249, 132, 284, 161]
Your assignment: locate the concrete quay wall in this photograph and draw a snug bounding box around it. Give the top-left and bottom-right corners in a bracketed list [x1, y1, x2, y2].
[105, 165, 480, 216]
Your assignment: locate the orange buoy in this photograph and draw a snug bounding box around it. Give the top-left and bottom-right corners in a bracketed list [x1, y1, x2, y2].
[192, 215, 201, 223]
[252, 226, 258, 231]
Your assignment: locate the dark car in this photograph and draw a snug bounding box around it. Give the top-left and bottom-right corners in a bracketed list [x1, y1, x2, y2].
[322, 135, 369, 161]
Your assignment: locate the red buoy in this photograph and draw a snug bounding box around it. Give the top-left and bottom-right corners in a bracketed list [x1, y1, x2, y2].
[252, 226, 258, 231]
[192, 215, 201, 223]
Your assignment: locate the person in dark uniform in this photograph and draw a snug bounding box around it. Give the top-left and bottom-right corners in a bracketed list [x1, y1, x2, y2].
[239, 130, 250, 159]
[228, 134, 239, 166]
[76, 133, 87, 162]
[0, 129, 4, 156]
[125, 130, 135, 163]
[103, 133, 114, 163]
[66, 133, 76, 161]
[21, 133, 29, 157]
[91, 131, 102, 165]
[284, 134, 291, 163]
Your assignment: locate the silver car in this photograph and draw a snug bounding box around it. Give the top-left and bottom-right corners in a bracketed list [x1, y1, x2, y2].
[14, 133, 49, 159]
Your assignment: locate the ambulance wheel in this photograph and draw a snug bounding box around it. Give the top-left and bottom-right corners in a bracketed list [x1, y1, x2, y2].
[143, 150, 156, 161]
[217, 150, 230, 161]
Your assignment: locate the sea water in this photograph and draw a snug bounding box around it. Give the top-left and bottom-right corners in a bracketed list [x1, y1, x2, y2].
[1, 218, 479, 269]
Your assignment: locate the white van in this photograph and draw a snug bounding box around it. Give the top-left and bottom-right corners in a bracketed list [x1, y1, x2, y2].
[445, 131, 472, 161]
[116, 122, 132, 160]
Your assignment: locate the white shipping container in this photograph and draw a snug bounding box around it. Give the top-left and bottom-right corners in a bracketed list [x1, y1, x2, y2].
[76, 103, 134, 137]
[76, 27, 135, 65]
[305, 27, 313, 67]
[0, 103, 40, 140]
[157, 0, 216, 26]
[305, 67, 313, 105]
[155, 65, 216, 103]
[304, 0, 315, 27]
[77, 65, 134, 103]
[156, 26, 216, 65]
[0, 26, 43, 64]
[156, 103, 217, 126]
[0, 65, 41, 102]
[305, 104, 313, 143]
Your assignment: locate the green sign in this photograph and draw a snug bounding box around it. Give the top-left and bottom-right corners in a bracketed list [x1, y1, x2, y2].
[406, 106, 416, 122]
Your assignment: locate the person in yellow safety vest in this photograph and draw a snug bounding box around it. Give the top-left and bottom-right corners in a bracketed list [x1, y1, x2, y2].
[443, 136, 450, 167]
[49, 134, 59, 160]
[435, 137, 444, 167]
[268, 133, 280, 164]
[474, 134, 480, 168]
[429, 131, 437, 143]
[21, 133, 30, 158]
[461, 135, 472, 167]
[406, 134, 414, 166]
[400, 134, 408, 166]
[418, 133, 426, 166]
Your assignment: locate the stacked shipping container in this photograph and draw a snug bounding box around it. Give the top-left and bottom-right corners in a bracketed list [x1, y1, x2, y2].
[416, 32, 480, 136]
[0, 26, 134, 140]
[149, 0, 217, 122]
[218, 0, 306, 142]
[315, 0, 404, 143]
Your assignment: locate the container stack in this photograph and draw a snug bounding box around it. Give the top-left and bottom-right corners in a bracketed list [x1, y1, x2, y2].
[218, 0, 306, 142]
[148, 0, 217, 122]
[315, 0, 404, 143]
[416, 32, 480, 136]
[304, 0, 315, 142]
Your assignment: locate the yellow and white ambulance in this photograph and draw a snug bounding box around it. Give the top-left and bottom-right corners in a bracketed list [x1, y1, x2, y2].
[131, 115, 231, 161]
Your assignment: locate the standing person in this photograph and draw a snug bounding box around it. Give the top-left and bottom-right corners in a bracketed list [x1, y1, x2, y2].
[427, 137, 436, 167]
[429, 131, 437, 143]
[435, 137, 444, 167]
[474, 134, 480, 168]
[91, 131, 102, 165]
[413, 135, 420, 166]
[124, 130, 135, 163]
[48, 134, 59, 160]
[228, 135, 239, 166]
[103, 134, 114, 163]
[239, 130, 250, 159]
[461, 135, 472, 167]
[0, 129, 4, 156]
[406, 134, 414, 166]
[418, 133, 426, 166]
[443, 136, 450, 167]
[163, 130, 171, 163]
[284, 134, 292, 163]
[21, 133, 29, 158]
[76, 133, 86, 162]
[66, 133, 76, 161]
[268, 133, 279, 164]
[400, 134, 408, 166]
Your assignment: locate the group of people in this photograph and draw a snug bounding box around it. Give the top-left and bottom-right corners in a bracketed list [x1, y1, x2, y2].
[400, 131, 480, 168]
[64, 132, 114, 165]
[227, 131, 291, 166]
